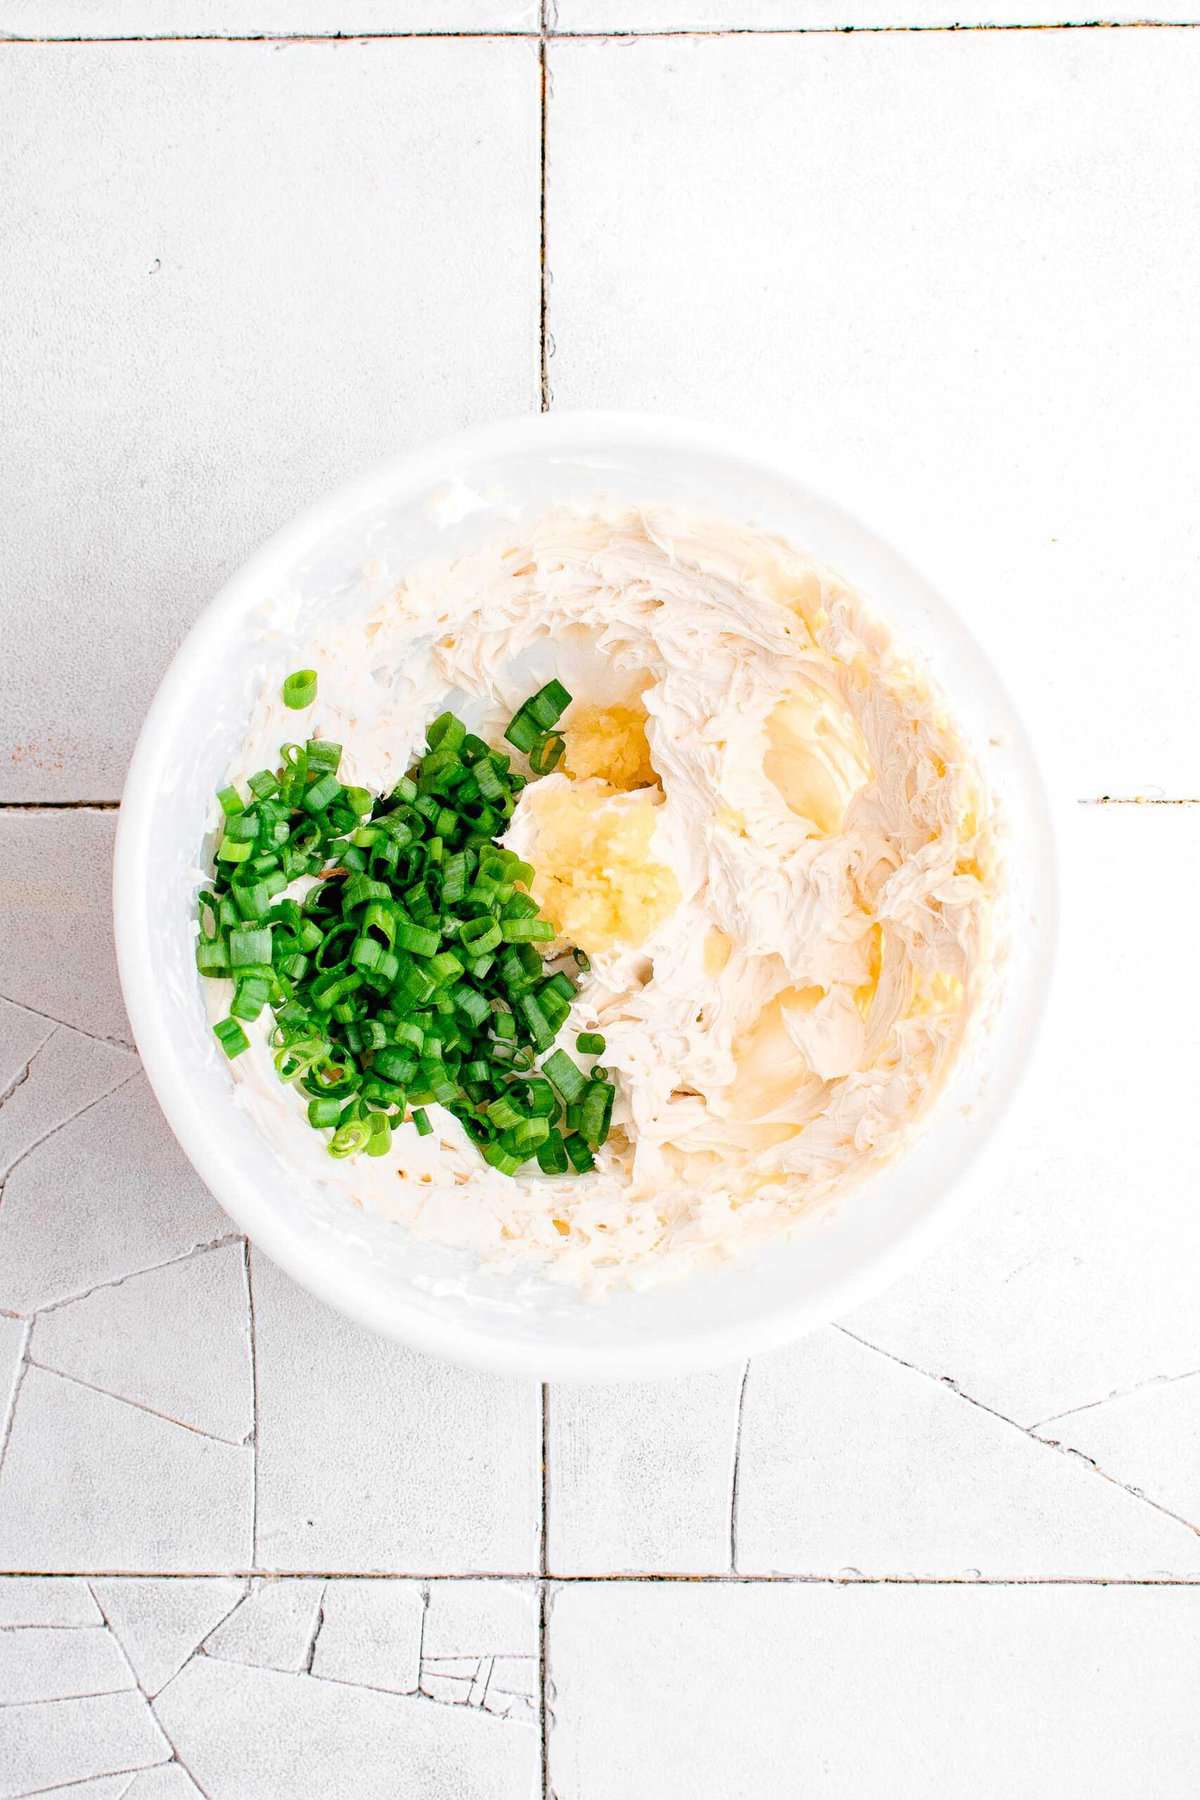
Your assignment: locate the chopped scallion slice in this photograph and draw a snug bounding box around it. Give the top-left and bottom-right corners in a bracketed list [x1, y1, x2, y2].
[282, 668, 318, 709]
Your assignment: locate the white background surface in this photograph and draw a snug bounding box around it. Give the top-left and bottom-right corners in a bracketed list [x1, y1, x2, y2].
[0, 4, 1197, 1797]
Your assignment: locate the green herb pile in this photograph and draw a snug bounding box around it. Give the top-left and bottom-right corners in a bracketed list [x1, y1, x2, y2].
[197, 672, 613, 1176]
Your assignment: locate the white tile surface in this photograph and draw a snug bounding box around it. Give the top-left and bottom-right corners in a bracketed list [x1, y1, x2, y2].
[547, 1369, 742, 1572]
[3, 23, 1199, 1799]
[0, 815, 131, 1041]
[0, 1576, 102, 1626]
[554, 0, 1200, 26]
[125, 1768, 206, 1800]
[0, 1366, 253, 1570]
[32, 1242, 253, 1445]
[547, 29, 1200, 794]
[0, 1073, 230, 1315]
[847, 807, 1200, 1437]
[0, 1622, 133, 1704]
[0, 1317, 25, 1459]
[153, 1647, 540, 1800]
[0, 1689, 168, 1800]
[92, 1577, 246, 1695]
[0, 37, 539, 800]
[735, 1328, 1199, 1576]
[1043, 1377, 1200, 1530]
[546, 1582, 1200, 1800]
[310, 1579, 424, 1693]
[204, 1577, 324, 1672]
[252, 1252, 541, 1572]
[0, 0, 539, 31]
[0, 1026, 137, 1179]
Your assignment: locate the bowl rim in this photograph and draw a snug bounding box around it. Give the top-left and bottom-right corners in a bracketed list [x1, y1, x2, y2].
[114, 409, 1057, 1380]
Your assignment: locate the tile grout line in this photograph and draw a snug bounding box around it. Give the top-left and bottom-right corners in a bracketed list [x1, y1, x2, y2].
[538, 16, 551, 413]
[87, 1579, 210, 1796]
[2, 1570, 1199, 1584]
[2, 23, 1200, 46]
[0, 793, 1191, 814]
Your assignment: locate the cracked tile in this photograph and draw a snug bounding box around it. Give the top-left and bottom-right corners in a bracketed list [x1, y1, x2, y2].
[0, 1026, 136, 1183]
[16, 1779, 138, 1800]
[849, 810, 1200, 1430]
[0, 1366, 252, 1571]
[203, 1578, 324, 1675]
[0, 998, 53, 1102]
[0, 815, 129, 1038]
[252, 1255, 540, 1572]
[0, 1689, 168, 1800]
[422, 1581, 538, 1723]
[92, 1579, 246, 1698]
[548, 33, 1200, 794]
[0, 39, 538, 800]
[547, 1369, 742, 1574]
[734, 1330, 1199, 1578]
[0, 1577, 101, 1628]
[32, 1242, 252, 1445]
[0, 2, 536, 37]
[556, 0, 1200, 23]
[0, 1316, 25, 1454]
[422, 1582, 537, 1660]
[153, 1651, 539, 1800]
[0, 1073, 229, 1315]
[123, 1769, 206, 1799]
[0, 1623, 134, 1706]
[309, 1580, 423, 1695]
[547, 1583, 1200, 1800]
[1043, 1378, 1200, 1533]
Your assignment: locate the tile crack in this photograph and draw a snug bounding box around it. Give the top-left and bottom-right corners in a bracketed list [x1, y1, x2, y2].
[32, 1232, 245, 1317]
[0, 1066, 141, 1191]
[0, 991, 135, 1053]
[1032, 1368, 1200, 1431]
[302, 1579, 327, 1674]
[837, 1326, 1200, 1545]
[0, 1028, 56, 1112]
[0, 1320, 32, 1481]
[25, 1361, 250, 1448]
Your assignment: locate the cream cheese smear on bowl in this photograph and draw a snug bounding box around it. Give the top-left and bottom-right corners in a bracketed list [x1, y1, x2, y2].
[202, 504, 998, 1295]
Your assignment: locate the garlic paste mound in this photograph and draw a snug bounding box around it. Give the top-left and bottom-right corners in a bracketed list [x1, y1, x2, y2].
[229, 506, 998, 1290]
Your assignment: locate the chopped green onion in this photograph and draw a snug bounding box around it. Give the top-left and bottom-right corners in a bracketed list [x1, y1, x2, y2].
[329, 1119, 371, 1158]
[529, 732, 565, 776]
[536, 1129, 569, 1175]
[213, 1017, 249, 1059]
[580, 1079, 615, 1149]
[527, 680, 572, 730]
[544, 1049, 587, 1103]
[563, 1132, 594, 1172]
[306, 738, 342, 774]
[205, 685, 611, 1175]
[283, 669, 318, 709]
[576, 1031, 606, 1055]
[229, 926, 272, 968]
[501, 918, 555, 943]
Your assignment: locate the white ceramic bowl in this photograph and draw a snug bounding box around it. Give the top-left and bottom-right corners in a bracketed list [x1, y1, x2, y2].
[115, 412, 1055, 1381]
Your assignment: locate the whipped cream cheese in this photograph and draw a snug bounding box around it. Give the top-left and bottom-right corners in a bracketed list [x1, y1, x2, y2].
[217, 505, 998, 1291]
